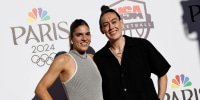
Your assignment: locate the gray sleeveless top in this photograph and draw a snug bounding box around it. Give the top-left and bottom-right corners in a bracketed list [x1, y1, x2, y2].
[62, 50, 103, 100]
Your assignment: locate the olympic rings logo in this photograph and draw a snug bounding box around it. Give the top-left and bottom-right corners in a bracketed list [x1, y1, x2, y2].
[31, 52, 56, 67]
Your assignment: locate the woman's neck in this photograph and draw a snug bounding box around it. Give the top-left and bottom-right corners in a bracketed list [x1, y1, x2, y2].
[109, 36, 125, 52]
[72, 49, 85, 54]
[109, 35, 125, 65]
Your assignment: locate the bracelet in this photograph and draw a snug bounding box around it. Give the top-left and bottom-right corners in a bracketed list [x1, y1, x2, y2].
[159, 98, 163, 100]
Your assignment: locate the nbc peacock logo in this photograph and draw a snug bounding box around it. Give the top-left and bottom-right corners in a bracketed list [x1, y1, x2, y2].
[27, 8, 50, 22]
[171, 74, 192, 88]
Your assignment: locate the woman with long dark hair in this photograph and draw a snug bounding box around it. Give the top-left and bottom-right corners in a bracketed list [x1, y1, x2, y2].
[35, 19, 103, 100]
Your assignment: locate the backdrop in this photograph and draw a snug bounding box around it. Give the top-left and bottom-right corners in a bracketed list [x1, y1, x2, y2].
[1, 0, 200, 100]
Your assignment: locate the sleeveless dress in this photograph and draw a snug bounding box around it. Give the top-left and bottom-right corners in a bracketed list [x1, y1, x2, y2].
[62, 50, 103, 100]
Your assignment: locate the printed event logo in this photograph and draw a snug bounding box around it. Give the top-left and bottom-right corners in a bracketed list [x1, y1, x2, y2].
[165, 74, 200, 100]
[10, 8, 70, 67]
[27, 8, 50, 22]
[109, 0, 154, 38]
[171, 74, 192, 88]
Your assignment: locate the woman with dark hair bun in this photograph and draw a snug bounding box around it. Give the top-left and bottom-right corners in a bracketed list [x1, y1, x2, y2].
[94, 5, 171, 100]
[35, 19, 103, 100]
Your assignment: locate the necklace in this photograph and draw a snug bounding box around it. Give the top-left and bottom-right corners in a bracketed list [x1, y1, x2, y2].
[109, 47, 123, 59]
[71, 50, 87, 59]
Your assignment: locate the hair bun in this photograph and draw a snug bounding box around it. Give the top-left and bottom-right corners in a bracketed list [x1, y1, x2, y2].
[101, 5, 110, 13]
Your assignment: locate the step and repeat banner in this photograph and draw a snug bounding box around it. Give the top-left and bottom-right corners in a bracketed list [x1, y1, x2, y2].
[1, 0, 200, 100]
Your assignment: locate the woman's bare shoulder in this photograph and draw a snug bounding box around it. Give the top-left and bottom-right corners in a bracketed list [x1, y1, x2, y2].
[53, 53, 73, 65]
[88, 54, 94, 58]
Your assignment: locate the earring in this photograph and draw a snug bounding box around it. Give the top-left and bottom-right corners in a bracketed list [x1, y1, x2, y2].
[71, 41, 73, 44]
